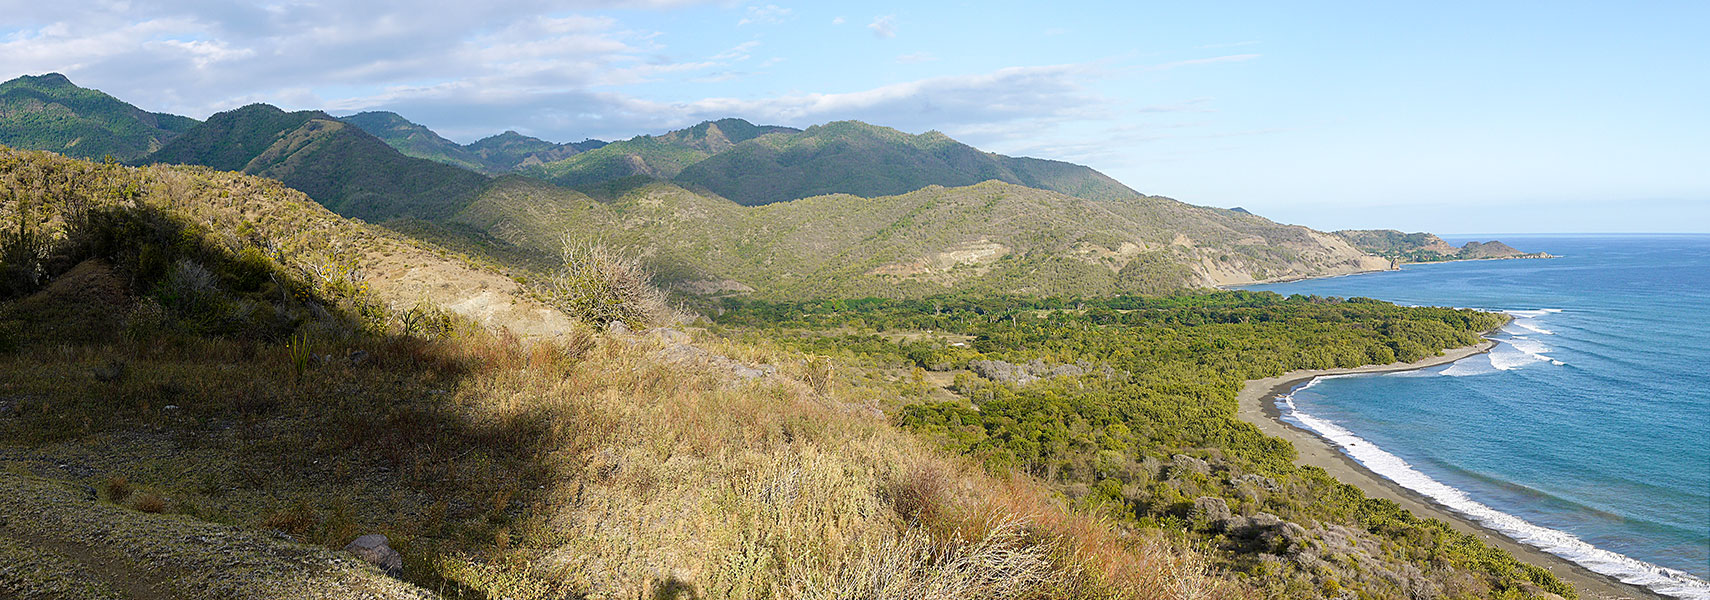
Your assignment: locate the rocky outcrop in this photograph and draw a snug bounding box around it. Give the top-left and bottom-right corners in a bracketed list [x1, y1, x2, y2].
[344, 534, 403, 578]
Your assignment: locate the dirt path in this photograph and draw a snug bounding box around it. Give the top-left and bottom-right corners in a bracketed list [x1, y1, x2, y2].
[1235, 341, 1663, 600]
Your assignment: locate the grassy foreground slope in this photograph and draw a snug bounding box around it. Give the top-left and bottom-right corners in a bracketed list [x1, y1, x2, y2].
[0, 73, 199, 162]
[451, 178, 1389, 298]
[1, 148, 1246, 599]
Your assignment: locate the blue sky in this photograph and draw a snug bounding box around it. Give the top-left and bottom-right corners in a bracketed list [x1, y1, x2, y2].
[2, 1, 1704, 233]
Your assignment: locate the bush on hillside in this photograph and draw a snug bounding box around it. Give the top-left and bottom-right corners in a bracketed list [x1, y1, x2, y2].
[543, 238, 670, 327]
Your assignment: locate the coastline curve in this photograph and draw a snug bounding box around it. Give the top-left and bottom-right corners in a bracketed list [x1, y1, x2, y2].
[1236, 339, 1677, 600]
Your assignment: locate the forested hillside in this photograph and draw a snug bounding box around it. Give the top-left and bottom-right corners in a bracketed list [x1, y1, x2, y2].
[0, 73, 198, 161]
[144, 104, 490, 221]
[675, 120, 1143, 206]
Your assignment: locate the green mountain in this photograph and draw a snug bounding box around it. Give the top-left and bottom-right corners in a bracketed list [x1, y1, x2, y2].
[339, 113, 608, 174]
[672, 121, 1143, 206]
[447, 177, 1390, 298]
[522, 118, 797, 188]
[339, 111, 488, 172]
[0, 73, 198, 161]
[465, 130, 606, 172]
[145, 104, 488, 221]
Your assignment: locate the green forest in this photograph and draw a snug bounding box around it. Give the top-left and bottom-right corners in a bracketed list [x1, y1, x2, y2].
[715, 293, 1569, 599]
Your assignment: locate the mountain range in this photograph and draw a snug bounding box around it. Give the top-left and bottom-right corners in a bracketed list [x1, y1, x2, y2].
[0, 72, 1542, 297]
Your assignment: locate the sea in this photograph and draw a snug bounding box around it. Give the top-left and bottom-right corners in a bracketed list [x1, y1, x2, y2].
[1244, 235, 1710, 599]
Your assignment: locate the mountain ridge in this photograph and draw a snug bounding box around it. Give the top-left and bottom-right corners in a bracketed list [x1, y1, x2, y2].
[0, 72, 199, 161]
[145, 103, 489, 221]
[674, 120, 1145, 206]
[0, 74, 1549, 299]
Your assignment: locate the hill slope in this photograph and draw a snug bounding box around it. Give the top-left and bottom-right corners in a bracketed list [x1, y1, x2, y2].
[673, 121, 1143, 206]
[465, 130, 607, 172]
[340, 113, 609, 174]
[0, 73, 198, 161]
[145, 104, 490, 221]
[522, 118, 797, 188]
[450, 178, 1387, 298]
[0, 147, 1245, 600]
[339, 110, 489, 172]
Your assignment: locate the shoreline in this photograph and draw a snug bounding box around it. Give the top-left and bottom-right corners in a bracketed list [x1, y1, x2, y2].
[1236, 339, 1665, 600]
[1221, 253, 1555, 289]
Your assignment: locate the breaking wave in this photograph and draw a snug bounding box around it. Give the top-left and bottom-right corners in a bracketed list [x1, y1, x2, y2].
[1277, 380, 1710, 599]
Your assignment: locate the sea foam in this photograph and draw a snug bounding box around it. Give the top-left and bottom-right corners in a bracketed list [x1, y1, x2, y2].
[1278, 381, 1710, 599]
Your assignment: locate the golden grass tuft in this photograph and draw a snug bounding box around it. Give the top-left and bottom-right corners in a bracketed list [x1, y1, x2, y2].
[104, 476, 132, 502]
[132, 493, 167, 514]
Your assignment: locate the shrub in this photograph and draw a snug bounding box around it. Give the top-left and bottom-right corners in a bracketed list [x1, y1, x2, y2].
[133, 493, 167, 513]
[286, 331, 312, 381]
[542, 238, 669, 328]
[105, 475, 132, 502]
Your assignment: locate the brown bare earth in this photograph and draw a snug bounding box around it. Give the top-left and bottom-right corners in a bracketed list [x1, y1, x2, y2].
[1236, 342, 1663, 600]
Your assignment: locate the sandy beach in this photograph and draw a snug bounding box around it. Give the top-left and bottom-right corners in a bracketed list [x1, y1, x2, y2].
[1237, 340, 1664, 600]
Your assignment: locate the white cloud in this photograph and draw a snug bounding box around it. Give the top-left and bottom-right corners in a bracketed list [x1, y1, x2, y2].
[0, 3, 1129, 160]
[0, 2, 713, 118]
[737, 4, 791, 26]
[711, 40, 761, 61]
[868, 15, 896, 39]
[831, 16, 846, 25]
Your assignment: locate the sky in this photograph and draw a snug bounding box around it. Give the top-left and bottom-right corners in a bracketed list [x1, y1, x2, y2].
[2, 0, 1705, 233]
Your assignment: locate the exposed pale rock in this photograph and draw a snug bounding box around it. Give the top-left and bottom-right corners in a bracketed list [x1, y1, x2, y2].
[344, 534, 402, 578]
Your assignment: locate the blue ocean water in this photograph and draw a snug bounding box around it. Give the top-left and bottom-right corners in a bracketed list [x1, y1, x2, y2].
[1246, 235, 1710, 599]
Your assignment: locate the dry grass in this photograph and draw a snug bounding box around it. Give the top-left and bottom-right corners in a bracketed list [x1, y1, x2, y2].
[0, 316, 1252, 600]
[132, 493, 167, 514]
[400, 329, 1251, 600]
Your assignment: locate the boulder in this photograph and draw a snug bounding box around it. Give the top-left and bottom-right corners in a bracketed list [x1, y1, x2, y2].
[1230, 473, 1280, 491]
[344, 534, 403, 578]
[646, 328, 691, 345]
[1191, 496, 1232, 524]
[1170, 454, 1210, 477]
